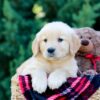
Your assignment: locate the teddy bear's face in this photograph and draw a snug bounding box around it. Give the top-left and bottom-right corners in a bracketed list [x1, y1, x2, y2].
[78, 32, 94, 53]
[75, 28, 98, 53]
[75, 27, 100, 55]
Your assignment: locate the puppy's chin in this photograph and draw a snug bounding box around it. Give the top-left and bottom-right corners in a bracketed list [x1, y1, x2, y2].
[43, 53, 68, 61]
[43, 54, 56, 60]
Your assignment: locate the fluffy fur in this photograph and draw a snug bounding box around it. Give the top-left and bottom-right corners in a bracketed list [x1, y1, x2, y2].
[75, 27, 100, 73]
[17, 22, 81, 93]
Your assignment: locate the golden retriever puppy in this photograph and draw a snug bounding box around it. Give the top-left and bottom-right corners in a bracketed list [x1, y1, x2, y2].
[18, 22, 81, 93]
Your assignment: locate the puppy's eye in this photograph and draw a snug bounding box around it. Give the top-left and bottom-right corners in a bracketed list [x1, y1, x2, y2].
[89, 37, 91, 39]
[44, 38, 47, 42]
[58, 38, 63, 42]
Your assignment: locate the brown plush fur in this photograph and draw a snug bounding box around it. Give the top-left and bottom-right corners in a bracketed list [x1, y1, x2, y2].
[75, 27, 100, 73]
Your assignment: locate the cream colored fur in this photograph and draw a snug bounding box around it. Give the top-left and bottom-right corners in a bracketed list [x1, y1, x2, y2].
[17, 22, 81, 93]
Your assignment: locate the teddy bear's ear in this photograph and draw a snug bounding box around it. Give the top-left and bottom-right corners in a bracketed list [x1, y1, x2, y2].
[69, 32, 81, 56]
[32, 33, 40, 56]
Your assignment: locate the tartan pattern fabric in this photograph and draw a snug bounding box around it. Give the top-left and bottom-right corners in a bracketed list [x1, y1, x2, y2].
[18, 74, 100, 100]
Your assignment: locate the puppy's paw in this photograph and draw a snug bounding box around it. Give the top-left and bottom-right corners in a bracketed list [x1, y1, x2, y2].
[32, 77, 47, 94]
[48, 73, 67, 90]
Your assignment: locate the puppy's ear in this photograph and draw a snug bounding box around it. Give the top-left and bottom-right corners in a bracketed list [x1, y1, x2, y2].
[32, 34, 40, 56]
[69, 32, 81, 56]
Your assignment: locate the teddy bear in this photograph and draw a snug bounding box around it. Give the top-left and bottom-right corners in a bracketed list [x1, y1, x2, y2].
[75, 27, 100, 73]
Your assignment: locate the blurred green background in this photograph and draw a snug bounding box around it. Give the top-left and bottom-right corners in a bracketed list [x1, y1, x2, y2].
[0, 0, 100, 99]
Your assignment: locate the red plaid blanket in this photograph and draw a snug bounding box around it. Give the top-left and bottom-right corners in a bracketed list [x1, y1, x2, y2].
[18, 74, 100, 100]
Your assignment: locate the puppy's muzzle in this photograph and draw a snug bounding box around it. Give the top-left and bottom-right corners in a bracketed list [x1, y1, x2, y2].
[47, 48, 55, 56]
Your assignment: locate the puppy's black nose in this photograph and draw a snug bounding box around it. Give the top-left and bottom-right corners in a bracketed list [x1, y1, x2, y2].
[47, 48, 55, 54]
[81, 40, 89, 46]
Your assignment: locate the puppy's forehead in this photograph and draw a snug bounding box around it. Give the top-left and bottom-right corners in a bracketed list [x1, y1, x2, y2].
[41, 26, 64, 35]
[40, 30, 71, 41]
[40, 31, 64, 40]
[37, 22, 76, 40]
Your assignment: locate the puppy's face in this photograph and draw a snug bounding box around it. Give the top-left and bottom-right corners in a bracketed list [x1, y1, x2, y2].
[32, 22, 80, 60]
[40, 32, 70, 60]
